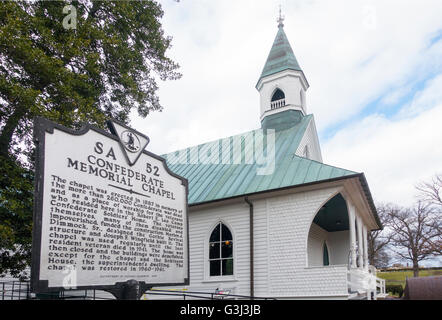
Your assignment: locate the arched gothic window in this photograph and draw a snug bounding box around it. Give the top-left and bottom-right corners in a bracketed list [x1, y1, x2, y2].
[323, 242, 330, 266]
[271, 88, 285, 102]
[270, 89, 286, 109]
[209, 222, 233, 276]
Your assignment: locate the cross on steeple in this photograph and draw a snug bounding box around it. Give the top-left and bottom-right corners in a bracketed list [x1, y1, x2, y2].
[277, 5, 285, 28]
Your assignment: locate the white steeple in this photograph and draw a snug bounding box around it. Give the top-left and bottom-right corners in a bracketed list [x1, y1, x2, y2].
[256, 13, 309, 123]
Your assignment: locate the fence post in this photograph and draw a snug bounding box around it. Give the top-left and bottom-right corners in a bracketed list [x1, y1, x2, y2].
[27, 282, 31, 300]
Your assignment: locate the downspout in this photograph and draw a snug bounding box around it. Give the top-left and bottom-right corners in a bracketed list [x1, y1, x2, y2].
[244, 197, 254, 298]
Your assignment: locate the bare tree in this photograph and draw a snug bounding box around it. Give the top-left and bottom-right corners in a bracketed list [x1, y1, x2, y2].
[414, 173, 442, 258]
[388, 202, 441, 277]
[416, 174, 442, 207]
[368, 203, 395, 268]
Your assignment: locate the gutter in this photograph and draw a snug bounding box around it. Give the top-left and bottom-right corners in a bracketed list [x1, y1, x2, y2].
[357, 173, 382, 230]
[190, 173, 362, 208]
[244, 197, 254, 299]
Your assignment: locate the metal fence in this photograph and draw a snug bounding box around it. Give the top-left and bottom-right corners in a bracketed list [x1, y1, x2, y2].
[0, 280, 275, 300]
[143, 289, 276, 300]
[1, 281, 33, 300]
[1, 281, 113, 300]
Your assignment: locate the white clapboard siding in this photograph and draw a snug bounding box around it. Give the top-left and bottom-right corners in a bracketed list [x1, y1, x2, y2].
[295, 117, 323, 162]
[328, 230, 350, 265]
[252, 199, 269, 297]
[9, 185, 352, 300]
[149, 186, 349, 299]
[264, 187, 348, 298]
[307, 223, 328, 267]
[145, 201, 251, 299]
[307, 225, 350, 267]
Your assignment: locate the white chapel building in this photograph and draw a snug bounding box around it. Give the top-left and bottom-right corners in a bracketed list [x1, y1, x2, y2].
[148, 17, 386, 300]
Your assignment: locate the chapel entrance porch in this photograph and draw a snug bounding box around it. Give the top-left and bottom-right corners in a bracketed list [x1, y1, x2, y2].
[306, 193, 386, 299]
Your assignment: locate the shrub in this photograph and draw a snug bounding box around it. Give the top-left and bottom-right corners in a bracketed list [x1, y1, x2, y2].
[386, 284, 404, 298]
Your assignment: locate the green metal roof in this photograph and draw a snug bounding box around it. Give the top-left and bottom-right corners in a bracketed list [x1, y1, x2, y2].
[257, 24, 303, 84]
[162, 113, 357, 205]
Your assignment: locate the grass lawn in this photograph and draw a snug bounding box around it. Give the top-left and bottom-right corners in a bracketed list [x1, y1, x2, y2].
[377, 268, 442, 288]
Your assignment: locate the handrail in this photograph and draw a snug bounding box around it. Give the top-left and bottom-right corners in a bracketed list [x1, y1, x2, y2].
[270, 98, 286, 110]
[375, 277, 386, 295]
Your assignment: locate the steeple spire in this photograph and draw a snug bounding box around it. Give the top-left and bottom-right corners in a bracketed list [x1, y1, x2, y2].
[277, 5, 285, 28]
[256, 11, 310, 123]
[256, 17, 302, 83]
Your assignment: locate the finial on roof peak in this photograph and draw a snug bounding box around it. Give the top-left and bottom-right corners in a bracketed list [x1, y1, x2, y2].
[277, 5, 285, 28]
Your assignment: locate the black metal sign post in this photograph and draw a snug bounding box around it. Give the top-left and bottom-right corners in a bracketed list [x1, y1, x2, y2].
[106, 280, 151, 300]
[31, 117, 189, 300]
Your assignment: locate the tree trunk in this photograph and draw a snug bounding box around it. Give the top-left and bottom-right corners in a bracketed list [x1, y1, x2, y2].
[413, 260, 419, 277]
[0, 104, 28, 157]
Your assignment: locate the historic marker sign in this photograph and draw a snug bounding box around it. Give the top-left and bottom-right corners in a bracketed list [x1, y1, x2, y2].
[31, 117, 189, 293]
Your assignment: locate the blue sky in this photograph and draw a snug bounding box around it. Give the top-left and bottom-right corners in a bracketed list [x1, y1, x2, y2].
[323, 27, 442, 138]
[131, 0, 442, 210]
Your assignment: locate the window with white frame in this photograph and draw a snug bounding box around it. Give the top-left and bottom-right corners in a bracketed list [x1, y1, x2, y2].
[209, 222, 233, 276]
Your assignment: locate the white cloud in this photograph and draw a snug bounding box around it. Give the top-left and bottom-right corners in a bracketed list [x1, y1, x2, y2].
[322, 75, 442, 206]
[131, 0, 442, 152]
[397, 74, 442, 118]
[380, 83, 413, 107]
[129, 0, 442, 206]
